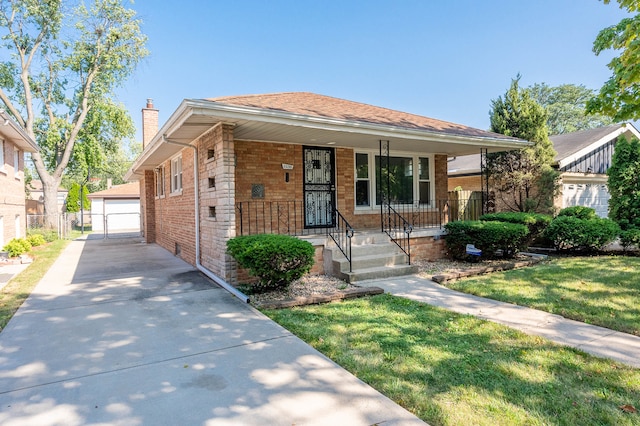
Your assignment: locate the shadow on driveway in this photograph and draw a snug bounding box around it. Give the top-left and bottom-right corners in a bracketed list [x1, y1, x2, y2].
[0, 236, 423, 425]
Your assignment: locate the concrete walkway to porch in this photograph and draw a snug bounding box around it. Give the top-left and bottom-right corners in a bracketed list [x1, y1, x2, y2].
[370, 274, 640, 368]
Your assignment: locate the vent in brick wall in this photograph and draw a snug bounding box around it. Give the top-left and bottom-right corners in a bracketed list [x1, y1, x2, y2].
[208, 177, 215, 188]
[175, 242, 181, 256]
[209, 206, 216, 218]
[251, 184, 264, 199]
[207, 149, 215, 160]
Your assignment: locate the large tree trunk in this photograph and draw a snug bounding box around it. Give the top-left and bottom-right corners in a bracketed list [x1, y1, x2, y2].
[40, 174, 62, 230]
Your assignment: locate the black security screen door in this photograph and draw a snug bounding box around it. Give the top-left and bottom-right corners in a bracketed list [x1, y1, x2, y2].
[303, 147, 335, 228]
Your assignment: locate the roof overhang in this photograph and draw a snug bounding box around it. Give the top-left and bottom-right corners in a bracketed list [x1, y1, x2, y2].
[126, 99, 531, 180]
[0, 111, 39, 152]
[557, 123, 640, 169]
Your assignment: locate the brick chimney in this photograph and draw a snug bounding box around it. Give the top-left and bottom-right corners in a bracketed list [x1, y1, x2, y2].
[142, 98, 158, 149]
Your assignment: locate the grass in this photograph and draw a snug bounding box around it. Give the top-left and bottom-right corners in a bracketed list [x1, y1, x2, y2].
[442, 255, 640, 336]
[0, 236, 75, 331]
[263, 294, 640, 426]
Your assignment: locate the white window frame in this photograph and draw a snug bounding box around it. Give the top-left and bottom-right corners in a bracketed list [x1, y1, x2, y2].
[155, 166, 165, 198]
[354, 150, 434, 210]
[0, 140, 5, 173]
[14, 147, 21, 180]
[170, 155, 182, 194]
[355, 152, 371, 207]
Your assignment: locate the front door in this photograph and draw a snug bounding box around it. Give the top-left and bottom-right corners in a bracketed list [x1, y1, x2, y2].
[303, 147, 335, 228]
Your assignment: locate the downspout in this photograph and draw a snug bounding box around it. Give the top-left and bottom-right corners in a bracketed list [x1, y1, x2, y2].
[162, 135, 250, 303]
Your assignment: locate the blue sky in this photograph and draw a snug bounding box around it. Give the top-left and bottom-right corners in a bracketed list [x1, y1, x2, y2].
[116, 1, 632, 142]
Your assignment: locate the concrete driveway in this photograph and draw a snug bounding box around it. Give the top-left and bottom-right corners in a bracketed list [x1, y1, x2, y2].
[0, 236, 424, 426]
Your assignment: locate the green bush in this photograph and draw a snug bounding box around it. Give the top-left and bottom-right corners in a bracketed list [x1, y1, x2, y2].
[444, 220, 529, 260]
[27, 228, 58, 242]
[544, 216, 620, 251]
[557, 206, 597, 220]
[2, 238, 32, 258]
[479, 212, 551, 242]
[619, 228, 640, 251]
[227, 234, 315, 292]
[27, 233, 47, 247]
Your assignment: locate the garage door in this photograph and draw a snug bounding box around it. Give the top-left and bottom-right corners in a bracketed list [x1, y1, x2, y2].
[562, 183, 610, 218]
[104, 199, 141, 231]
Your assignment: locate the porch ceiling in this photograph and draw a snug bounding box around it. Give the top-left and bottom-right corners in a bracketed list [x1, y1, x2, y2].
[127, 98, 531, 179]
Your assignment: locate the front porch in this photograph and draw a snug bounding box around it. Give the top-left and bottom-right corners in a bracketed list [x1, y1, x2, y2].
[235, 194, 487, 282]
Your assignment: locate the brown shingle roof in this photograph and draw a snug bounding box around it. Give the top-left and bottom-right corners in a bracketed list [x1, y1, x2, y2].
[207, 92, 520, 141]
[87, 182, 140, 199]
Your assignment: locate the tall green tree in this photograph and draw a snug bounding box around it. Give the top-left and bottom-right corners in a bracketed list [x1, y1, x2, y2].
[607, 137, 640, 228]
[65, 182, 90, 213]
[487, 76, 560, 213]
[586, 0, 640, 121]
[528, 83, 614, 134]
[0, 0, 148, 226]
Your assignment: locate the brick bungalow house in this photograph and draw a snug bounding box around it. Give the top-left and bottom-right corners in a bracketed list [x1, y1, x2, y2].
[0, 111, 39, 248]
[125, 93, 527, 292]
[448, 123, 640, 217]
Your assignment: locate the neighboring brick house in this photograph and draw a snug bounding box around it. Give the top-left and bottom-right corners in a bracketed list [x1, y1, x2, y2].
[125, 93, 527, 287]
[0, 111, 39, 248]
[448, 123, 640, 217]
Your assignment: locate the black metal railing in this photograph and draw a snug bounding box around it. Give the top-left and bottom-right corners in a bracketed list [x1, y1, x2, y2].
[327, 209, 355, 272]
[236, 201, 308, 236]
[381, 200, 413, 264]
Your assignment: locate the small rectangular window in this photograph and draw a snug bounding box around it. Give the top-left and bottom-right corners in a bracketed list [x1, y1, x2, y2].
[208, 206, 216, 218]
[418, 157, 430, 204]
[0, 140, 5, 171]
[208, 177, 215, 188]
[207, 149, 215, 160]
[156, 166, 165, 197]
[355, 153, 370, 206]
[171, 156, 182, 193]
[14, 147, 20, 179]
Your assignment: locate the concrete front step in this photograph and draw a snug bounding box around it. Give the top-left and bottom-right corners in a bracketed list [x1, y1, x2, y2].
[334, 252, 408, 273]
[340, 264, 419, 283]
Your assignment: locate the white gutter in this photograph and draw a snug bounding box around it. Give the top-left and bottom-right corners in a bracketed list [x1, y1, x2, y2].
[162, 135, 250, 303]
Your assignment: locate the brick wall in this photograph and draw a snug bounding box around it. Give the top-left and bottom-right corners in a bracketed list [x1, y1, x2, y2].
[152, 148, 197, 266]
[0, 140, 26, 245]
[197, 124, 237, 281]
[410, 235, 448, 261]
[448, 174, 483, 191]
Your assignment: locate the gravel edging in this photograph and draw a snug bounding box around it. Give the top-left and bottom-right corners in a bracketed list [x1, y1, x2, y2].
[252, 286, 384, 309]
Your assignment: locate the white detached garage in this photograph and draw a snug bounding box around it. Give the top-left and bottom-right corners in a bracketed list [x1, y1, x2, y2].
[88, 183, 141, 233]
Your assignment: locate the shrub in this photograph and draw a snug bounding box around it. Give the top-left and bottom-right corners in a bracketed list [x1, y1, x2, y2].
[544, 216, 620, 251]
[2, 238, 32, 258]
[619, 228, 640, 251]
[227, 234, 315, 292]
[480, 212, 551, 243]
[27, 233, 47, 247]
[28, 228, 58, 242]
[444, 220, 529, 260]
[557, 206, 597, 220]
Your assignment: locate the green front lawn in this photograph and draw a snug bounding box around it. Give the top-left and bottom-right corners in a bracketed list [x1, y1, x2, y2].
[443, 255, 640, 336]
[264, 294, 640, 426]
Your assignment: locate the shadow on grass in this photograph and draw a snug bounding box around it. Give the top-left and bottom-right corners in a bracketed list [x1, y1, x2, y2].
[264, 294, 640, 426]
[446, 256, 640, 335]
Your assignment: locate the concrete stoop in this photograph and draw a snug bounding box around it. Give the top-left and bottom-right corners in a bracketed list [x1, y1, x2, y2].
[325, 232, 418, 283]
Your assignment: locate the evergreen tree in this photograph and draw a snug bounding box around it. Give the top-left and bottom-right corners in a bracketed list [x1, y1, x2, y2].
[66, 183, 91, 213]
[487, 76, 560, 213]
[607, 137, 640, 229]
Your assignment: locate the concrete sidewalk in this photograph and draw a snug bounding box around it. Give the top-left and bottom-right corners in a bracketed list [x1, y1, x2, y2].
[0, 236, 424, 426]
[371, 274, 640, 369]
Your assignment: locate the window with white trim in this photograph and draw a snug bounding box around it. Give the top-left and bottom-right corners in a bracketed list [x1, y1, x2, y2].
[170, 155, 182, 193]
[0, 140, 5, 172]
[355, 153, 370, 206]
[155, 166, 165, 197]
[14, 147, 21, 179]
[355, 151, 434, 208]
